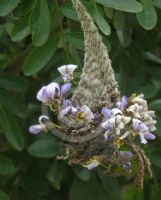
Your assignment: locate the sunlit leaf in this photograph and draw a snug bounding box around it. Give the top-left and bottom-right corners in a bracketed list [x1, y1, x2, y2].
[152, 0, 161, 9]
[95, 0, 143, 13]
[91, 5, 111, 35]
[136, 0, 157, 30]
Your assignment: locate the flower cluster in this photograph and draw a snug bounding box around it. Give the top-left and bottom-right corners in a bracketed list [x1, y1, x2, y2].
[29, 64, 157, 174]
[101, 94, 156, 144]
[29, 64, 94, 134]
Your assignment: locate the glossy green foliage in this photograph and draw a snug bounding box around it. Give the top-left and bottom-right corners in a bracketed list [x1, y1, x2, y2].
[0, 0, 161, 199]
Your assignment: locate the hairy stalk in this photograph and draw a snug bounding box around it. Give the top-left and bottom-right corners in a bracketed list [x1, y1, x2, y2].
[125, 141, 153, 190]
[71, 0, 120, 108]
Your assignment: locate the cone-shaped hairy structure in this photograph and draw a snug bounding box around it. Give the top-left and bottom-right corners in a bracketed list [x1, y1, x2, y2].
[71, 0, 119, 108]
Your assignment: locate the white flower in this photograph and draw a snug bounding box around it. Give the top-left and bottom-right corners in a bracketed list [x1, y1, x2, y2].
[101, 117, 115, 129]
[58, 64, 78, 82]
[79, 105, 94, 121]
[127, 104, 144, 118]
[115, 115, 131, 125]
[112, 108, 123, 116]
[85, 160, 99, 170]
[132, 118, 153, 144]
[143, 114, 156, 132]
[131, 97, 147, 106]
[101, 115, 131, 136]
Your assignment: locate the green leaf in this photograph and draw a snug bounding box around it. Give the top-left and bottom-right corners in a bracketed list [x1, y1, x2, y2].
[113, 11, 132, 47]
[60, 3, 78, 21]
[113, 11, 125, 30]
[136, 0, 157, 30]
[95, 0, 143, 13]
[149, 99, 161, 111]
[0, 72, 28, 92]
[0, 0, 20, 16]
[28, 136, 63, 158]
[98, 176, 121, 200]
[11, 15, 30, 42]
[0, 190, 10, 200]
[0, 107, 24, 151]
[74, 166, 91, 181]
[150, 149, 161, 168]
[29, 0, 51, 46]
[0, 155, 15, 175]
[104, 7, 114, 19]
[137, 84, 158, 99]
[23, 33, 59, 76]
[67, 32, 84, 50]
[146, 66, 161, 81]
[0, 90, 26, 118]
[70, 178, 107, 200]
[92, 5, 111, 35]
[47, 161, 63, 190]
[123, 184, 144, 200]
[152, 0, 161, 9]
[144, 52, 161, 65]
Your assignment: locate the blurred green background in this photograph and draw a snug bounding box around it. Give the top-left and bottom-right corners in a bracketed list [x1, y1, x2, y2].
[0, 0, 161, 199]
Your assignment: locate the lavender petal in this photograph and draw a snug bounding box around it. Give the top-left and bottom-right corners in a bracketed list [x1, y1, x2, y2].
[101, 107, 112, 118]
[29, 124, 45, 134]
[144, 133, 156, 140]
[61, 83, 72, 96]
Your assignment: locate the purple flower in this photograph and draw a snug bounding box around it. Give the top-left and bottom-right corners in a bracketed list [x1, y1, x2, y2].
[29, 124, 46, 134]
[144, 133, 156, 140]
[29, 115, 49, 134]
[120, 151, 133, 160]
[60, 100, 78, 118]
[132, 118, 148, 132]
[132, 118, 156, 144]
[116, 96, 128, 111]
[37, 82, 60, 103]
[60, 83, 72, 96]
[37, 82, 72, 104]
[101, 107, 112, 119]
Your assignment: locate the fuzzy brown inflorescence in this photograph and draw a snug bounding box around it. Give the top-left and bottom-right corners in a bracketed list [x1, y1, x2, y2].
[60, 0, 120, 170]
[56, 0, 153, 190]
[71, 0, 119, 108]
[30, 0, 155, 191]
